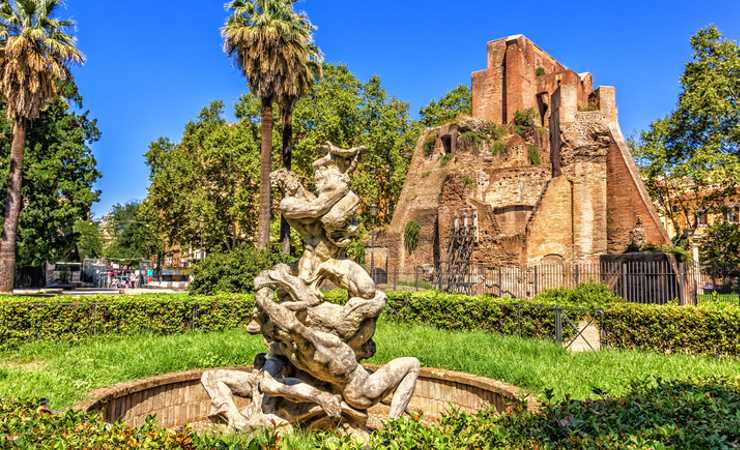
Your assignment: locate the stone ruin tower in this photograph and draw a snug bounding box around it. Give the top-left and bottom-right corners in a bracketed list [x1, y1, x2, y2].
[372, 34, 670, 281]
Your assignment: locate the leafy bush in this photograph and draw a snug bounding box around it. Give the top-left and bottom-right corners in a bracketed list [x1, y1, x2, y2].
[404, 221, 421, 253]
[422, 133, 436, 157]
[0, 294, 255, 350]
[490, 140, 507, 156]
[534, 283, 624, 307]
[535, 66, 546, 76]
[1, 289, 737, 355]
[4, 376, 736, 449]
[440, 152, 453, 166]
[513, 108, 536, 136]
[527, 144, 541, 165]
[189, 246, 292, 295]
[371, 377, 740, 449]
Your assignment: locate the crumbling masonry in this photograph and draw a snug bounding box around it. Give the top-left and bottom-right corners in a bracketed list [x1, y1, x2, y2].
[372, 35, 670, 281]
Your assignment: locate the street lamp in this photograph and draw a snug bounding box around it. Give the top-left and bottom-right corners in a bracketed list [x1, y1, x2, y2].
[368, 203, 378, 281]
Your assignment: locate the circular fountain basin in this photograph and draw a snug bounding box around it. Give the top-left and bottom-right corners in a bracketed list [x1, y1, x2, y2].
[76, 366, 538, 430]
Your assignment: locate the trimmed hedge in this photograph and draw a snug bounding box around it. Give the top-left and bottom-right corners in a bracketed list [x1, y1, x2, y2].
[2, 377, 737, 449]
[1, 289, 738, 356]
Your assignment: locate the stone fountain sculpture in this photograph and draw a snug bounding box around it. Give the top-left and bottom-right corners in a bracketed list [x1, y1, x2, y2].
[201, 142, 420, 437]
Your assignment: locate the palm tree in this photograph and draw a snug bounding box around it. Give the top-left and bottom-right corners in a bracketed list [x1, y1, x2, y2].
[223, 0, 320, 251]
[0, 0, 84, 292]
[277, 42, 321, 254]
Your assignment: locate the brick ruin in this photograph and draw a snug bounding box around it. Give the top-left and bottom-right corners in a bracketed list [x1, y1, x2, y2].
[371, 34, 670, 279]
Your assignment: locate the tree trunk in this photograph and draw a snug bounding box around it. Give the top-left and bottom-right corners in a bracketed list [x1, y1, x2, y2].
[256, 97, 273, 251]
[279, 102, 295, 255]
[0, 120, 27, 293]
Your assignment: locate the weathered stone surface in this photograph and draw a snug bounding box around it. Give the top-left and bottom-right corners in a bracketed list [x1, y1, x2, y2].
[202, 143, 419, 437]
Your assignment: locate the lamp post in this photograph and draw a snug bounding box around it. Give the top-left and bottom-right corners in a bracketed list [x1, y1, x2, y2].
[368, 203, 378, 282]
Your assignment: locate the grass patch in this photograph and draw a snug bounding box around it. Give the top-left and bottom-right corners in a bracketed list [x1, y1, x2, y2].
[1, 321, 736, 410]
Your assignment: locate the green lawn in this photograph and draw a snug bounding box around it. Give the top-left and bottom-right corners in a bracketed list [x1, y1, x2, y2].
[0, 320, 737, 409]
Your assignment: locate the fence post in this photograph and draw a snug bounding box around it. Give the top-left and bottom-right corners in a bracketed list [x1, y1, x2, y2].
[393, 267, 398, 291]
[533, 266, 539, 297]
[553, 307, 562, 343]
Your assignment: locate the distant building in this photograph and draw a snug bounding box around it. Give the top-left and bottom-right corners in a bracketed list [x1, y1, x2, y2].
[373, 35, 670, 276]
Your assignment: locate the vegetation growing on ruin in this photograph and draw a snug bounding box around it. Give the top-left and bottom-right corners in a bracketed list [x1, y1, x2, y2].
[535, 66, 546, 76]
[490, 140, 507, 156]
[462, 175, 474, 189]
[440, 152, 453, 166]
[418, 85, 472, 127]
[513, 108, 537, 136]
[404, 220, 421, 253]
[528, 144, 541, 165]
[422, 132, 437, 157]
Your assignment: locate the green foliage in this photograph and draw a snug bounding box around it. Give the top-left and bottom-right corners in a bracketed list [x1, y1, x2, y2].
[0, 92, 101, 267]
[534, 283, 624, 307]
[512, 108, 537, 136]
[404, 221, 421, 253]
[419, 85, 472, 127]
[422, 132, 436, 157]
[440, 152, 453, 166]
[490, 140, 507, 156]
[370, 377, 740, 449]
[527, 144, 541, 165]
[633, 26, 739, 243]
[639, 242, 692, 262]
[189, 246, 292, 295]
[535, 66, 546, 76]
[73, 219, 103, 260]
[1, 288, 737, 356]
[144, 102, 262, 253]
[462, 175, 474, 189]
[458, 130, 484, 148]
[102, 201, 162, 264]
[700, 222, 740, 280]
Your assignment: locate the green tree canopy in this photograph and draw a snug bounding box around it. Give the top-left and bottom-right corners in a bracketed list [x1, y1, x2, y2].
[0, 86, 101, 267]
[145, 64, 416, 252]
[699, 222, 740, 283]
[102, 201, 161, 264]
[418, 84, 472, 128]
[633, 26, 740, 245]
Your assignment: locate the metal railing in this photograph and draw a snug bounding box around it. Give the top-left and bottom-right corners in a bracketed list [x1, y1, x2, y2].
[370, 260, 699, 305]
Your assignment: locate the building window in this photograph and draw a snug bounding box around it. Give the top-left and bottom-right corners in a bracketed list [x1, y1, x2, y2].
[697, 210, 708, 226]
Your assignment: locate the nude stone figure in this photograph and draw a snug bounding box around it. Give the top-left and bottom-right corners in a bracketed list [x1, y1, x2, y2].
[202, 142, 419, 436]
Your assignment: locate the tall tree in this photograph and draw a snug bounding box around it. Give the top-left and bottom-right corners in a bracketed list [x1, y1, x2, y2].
[277, 35, 321, 254]
[0, 85, 101, 267]
[223, 0, 318, 251]
[0, 0, 84, 292]
[633, 26, 739, 245]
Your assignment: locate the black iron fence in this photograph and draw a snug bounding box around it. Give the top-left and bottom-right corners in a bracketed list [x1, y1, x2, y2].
[371, 259, 699, 305]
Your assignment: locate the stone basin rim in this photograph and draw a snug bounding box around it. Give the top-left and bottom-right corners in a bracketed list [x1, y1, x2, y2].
[76, 366, 540, 413]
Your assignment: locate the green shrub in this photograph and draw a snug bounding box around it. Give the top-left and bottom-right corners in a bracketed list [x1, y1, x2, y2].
[404, 221, 421, 253]
[440, 152, 453, 166]
[534, 283, 624, 307]
[458, 130, 484, 148]
[0, 294, 255, 350]
[535, 66, 546, 77]
[371, 377, 740, 449]
[423, 133, 436, 157]
[490, 140, 507, 156]
[527, 144, 541, 165]
[462, 175, 474, 189]
[189, 246, 292, 295]
[513, 108, 536, 136]
[1, 289, 737, 356]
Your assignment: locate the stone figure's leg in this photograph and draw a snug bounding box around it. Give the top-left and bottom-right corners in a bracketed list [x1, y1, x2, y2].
[343, 357, 420, 418]
[201, 369, 257, 429]
[259, 372, 341, 417]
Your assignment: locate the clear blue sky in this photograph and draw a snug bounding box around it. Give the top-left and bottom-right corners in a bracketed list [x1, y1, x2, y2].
[63, 0, 739, 217]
